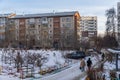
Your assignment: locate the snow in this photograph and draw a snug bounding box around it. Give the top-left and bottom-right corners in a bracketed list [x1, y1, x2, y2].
[0, 48, 118, 80]
[0, 74, 19, 80]
[0, 49, 75, 80]
[107, 48, 120, 53]
[103, 48, 120, 80]
[104, 61, 116, 70]
[40, 55, 101, 80]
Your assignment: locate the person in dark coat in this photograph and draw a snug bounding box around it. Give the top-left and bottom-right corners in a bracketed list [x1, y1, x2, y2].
[87, 58, 92, 71]
[101, 53, 105, 61]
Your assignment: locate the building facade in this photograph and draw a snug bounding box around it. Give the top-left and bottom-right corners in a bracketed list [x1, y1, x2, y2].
[6, 11, 80, 49]
[0, 13, 17, 47]
[0, 15, 6, 41]
[80, 16, 97, 46]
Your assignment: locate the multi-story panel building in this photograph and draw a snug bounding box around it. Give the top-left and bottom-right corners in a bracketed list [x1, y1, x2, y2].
[7, 11, 80, 49]
[80, 16, 97, 46]
[0, 15, 6, 41]
[0, 13, 17, 47]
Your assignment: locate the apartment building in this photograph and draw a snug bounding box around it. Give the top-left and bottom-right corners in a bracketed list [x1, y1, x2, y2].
[80, 16, 97, 46]
[0, 14, 16, 46]
[9, 11, 80, 49]
[0, 15, 6, 40]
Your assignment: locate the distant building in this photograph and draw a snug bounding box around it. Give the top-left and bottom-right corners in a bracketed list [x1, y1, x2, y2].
[80, 16, 97, 47]
[7, 11, 80, 49]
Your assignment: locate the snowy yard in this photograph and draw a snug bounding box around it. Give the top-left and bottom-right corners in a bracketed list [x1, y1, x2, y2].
[0, 48, 119, 80]
[0, 48, 101, 80]
[0, 49, 78, 80]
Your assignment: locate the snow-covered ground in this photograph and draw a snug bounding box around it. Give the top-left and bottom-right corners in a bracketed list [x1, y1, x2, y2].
[0, 49, 77, 80]
[103, 60, 120, 80]
[0, 48, 119, 80]
[0, 49, 101, 80]
[103, 48, 120, 80]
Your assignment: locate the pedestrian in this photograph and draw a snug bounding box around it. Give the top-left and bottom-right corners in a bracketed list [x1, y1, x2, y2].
[80, 58, 86, 72]
[101, 53, 105, 61]
[87, 58, 92, 71]
[102, 74, 105, 80]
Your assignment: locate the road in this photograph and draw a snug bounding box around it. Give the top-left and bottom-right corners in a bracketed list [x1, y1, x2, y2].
[40, 56, 103, 80]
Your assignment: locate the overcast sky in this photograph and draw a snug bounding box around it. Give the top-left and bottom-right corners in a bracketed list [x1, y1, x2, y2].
[0, 0, 119, 35]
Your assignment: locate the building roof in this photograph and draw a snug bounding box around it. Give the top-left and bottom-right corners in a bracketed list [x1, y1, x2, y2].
[13, 11, 79, 19]
[0, 14, 9, 18]
[0, 13, 16, 18]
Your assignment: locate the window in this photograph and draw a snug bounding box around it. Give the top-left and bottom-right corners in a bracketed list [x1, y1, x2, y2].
[49, 18, 52, 22]
[39, 18, 41, 22]
[89, 28, 94, 30]
[62, 24, 65, 27]
[29, 18, 35, 23]
[27, 20, 30, 23]
[49, 30, 52, 33]
[20, 22, 24, 25]
[30, 24, 35, 28]
[62, 17, 65, 22]
[62, 23, 71, 27]
[38, 25, 40, 28]
[66, 17, 71, 22]
[43, 18, 47, 21]
[41, 17, 48, 24]
[49, 36, 52, 39]
[41, 17, 47, 21]
[49, 24, 52, 27]
[66, 23, 71, 27]
[33, 31, 34, 34]
[42, 24, 48, 27]
[89, 32, 94, 35]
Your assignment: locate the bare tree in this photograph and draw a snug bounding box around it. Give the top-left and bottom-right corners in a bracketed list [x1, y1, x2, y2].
[103, 35, 118, 48]
[94, 36, 103, 50]
[105, 7, 116, 36]
[80, 39, 90, 52]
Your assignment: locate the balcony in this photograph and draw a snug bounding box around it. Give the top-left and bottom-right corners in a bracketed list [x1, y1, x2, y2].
[42, 21, 48, 24]
[28, 22, 35, 25]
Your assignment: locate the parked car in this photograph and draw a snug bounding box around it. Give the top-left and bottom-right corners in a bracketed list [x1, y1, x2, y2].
[66, 51, 86, 59]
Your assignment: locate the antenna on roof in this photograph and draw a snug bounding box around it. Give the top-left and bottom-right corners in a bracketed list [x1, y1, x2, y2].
[53, 10, 55, 14]
[14, 10, 16, 14]
[22, 12, 25, 16]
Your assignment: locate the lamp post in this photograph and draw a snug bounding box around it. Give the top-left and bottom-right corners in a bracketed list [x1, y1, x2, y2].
[116, 53, 118, 71]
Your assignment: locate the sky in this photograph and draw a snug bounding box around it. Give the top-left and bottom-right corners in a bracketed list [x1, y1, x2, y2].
[0, 0, 119, 35]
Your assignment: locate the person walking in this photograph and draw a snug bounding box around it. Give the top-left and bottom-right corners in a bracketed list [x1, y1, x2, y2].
[101, 53, 105, 61]
[80, 58, 86, 72]
[87, 58, 92, 71]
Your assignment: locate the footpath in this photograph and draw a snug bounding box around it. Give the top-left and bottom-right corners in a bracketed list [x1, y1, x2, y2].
[73, 59, 107, 80]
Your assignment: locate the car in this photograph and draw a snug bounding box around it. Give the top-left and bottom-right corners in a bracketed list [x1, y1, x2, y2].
[66, 51, 86, 59]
